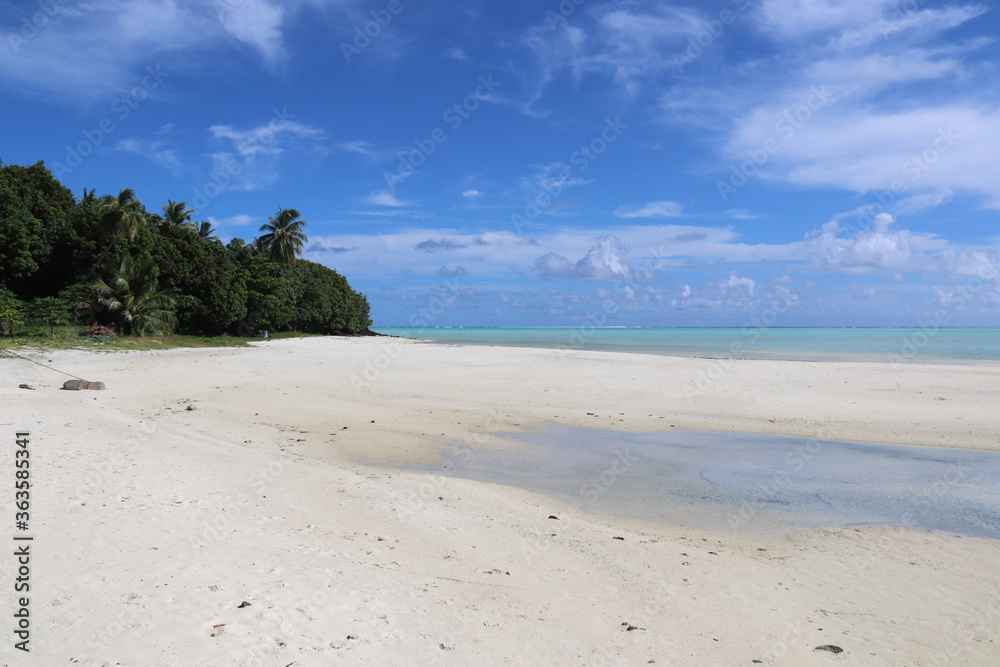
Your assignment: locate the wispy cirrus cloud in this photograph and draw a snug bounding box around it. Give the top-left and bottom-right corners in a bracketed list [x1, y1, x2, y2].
[514, 1, 704, 111]
[115, 137, 183, 175]
[207, 114, 324, 191]
[365, 190, 409, 207]
[0, 0, 297, 100]
[661, 0, 1000, 208]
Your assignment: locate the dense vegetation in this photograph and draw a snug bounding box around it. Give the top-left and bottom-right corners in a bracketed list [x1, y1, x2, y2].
[0, 160, 372, 338]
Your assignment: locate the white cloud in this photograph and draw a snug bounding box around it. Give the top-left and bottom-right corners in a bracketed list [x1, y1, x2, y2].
[0, 0, 301, 100]
[302, 217, 993, 293]
[216, 0, 286, 69]
[718, 271, 755, 297]
[615, 200, 685, 218]
[726, 209, 761, 220]
[338, 140, 381, 159]
[207, 114, 324, 190]
[804, 213, 924, 273]
[208, 214, 255, 227]
[462, 189, 484, 199]
[702, 2, 1000, 208]
[754, 0, 899, 39]
[366, 190, 408, 207]
[115, 138, 183, 175]
[517, 3, 704, 108]
[534, 236, 633, 281]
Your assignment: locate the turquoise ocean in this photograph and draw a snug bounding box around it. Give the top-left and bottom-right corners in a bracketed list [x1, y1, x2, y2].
[371, 327, 1000, 363]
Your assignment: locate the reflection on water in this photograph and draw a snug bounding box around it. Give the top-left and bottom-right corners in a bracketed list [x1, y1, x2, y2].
[430, 427, 1000, 539]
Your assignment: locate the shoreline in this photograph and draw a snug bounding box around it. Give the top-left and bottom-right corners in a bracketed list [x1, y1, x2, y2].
[3, 337, 999, 664]
[409, 336, 1000, 367]
[373, 325, 1000, 366]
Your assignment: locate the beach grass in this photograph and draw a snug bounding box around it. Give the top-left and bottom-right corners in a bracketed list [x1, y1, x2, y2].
[1, 327, 321, 352]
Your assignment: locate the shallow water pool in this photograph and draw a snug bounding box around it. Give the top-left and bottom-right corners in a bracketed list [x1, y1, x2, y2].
[426, 427, 1000, 539]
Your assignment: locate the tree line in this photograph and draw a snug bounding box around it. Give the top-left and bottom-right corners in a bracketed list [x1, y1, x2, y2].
[0, 160, 372, 337]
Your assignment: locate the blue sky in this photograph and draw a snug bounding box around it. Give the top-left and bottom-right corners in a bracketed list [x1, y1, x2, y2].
[2, 0, 999, 326]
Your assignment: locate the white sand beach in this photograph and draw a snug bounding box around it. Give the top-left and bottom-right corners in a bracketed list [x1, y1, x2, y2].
[3, 336, 999, 665]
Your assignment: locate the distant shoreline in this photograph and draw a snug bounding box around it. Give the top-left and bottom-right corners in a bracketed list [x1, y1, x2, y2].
[372, 325, 1000, 363]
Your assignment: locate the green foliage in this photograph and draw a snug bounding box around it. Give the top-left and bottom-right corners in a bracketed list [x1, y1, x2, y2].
[26, 296, 72, 335]
[0, 158, 372, 338]
[155, 200, 195, 230]
[196, 221, 217, 240]
[92, 256, 178, 336]
[0, 288, 26, 336]
[151, 225, 246, 335]
[88, 188, 146, 279]
[0, 161, 76, 296]
[257, 207, 307, 265]
[284, 260, 372, 334]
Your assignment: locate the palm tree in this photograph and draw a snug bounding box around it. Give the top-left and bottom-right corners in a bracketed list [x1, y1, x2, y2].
[157, 200, 196, 230]
[196, 221, 217, 240]
[257, 207, 307, 266]
[77, 188, 98, 207]
[87, 188, 146, 279]
[92, 256, 177, 336]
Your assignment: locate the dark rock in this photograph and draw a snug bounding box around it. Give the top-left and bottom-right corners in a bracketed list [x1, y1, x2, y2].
[815, 645, 843, 654]
[62, 380, 105, 391]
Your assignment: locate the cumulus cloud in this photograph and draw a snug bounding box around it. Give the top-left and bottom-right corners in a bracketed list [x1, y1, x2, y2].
[534, 236, 632, 281]
[805, 213, 918, 273]
[615, 200, 685, 218]
[717, 271, 756, 297]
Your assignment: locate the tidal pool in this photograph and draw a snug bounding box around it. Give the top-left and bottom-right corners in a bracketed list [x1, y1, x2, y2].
[429, 427, 1000, 539]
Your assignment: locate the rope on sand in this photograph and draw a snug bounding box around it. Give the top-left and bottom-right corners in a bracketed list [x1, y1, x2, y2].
[0, 347, 88, 381]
